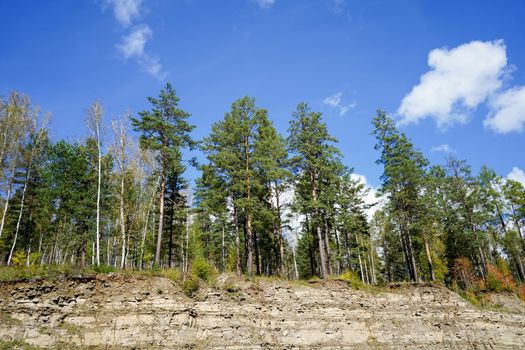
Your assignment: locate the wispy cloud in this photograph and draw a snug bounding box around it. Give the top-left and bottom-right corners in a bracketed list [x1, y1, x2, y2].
[117, 25, 151, 58]
[323, 92, 356, 116]
[255, 0, 275, 9]
[104, 0, 165, 79]
[139, 55, 165, 79]
[331, 0, 346, 14]
[431, 144, 456, 154]
[105, 0, 143, 28]
[323, 92, 342, 108]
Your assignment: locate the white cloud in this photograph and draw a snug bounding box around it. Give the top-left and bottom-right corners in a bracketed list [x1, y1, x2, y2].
[484, 86, 525, 133]
[255, 0, 275, 9]
[323, 92, 342, 108]
[507, 167, 525, 186]
[431, 144, 456, 154]
[323, 92, 356, 116]
[117, 25, 152, 58]
[139, 55, 166, 80]
[103, 0, 166, 80]
[339, 102, 357, 116]
[105, 0, 143, 28]
[398, 40, 507, 129]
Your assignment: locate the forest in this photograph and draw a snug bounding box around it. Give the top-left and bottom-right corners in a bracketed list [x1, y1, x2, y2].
[1, 83, 524, 297]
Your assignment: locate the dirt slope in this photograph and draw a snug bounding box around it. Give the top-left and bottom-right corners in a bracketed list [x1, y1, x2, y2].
[0, 274, 524, 349]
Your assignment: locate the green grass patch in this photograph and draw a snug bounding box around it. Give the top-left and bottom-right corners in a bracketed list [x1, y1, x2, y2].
[0, 339, 41, 350]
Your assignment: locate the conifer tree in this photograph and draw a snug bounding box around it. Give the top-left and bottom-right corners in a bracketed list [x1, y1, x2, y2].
[372, 109, 428, 281]
[131, 83, 195, 267]
[202, 97, 269, 275]
[288, 103, 343, 278]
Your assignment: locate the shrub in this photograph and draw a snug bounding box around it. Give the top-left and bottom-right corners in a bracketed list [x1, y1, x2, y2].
[451, 257, 477, 290]
[338, 270, 364, 290]
[191, 258, 217, 283]
[486, 264, 515, 292]
[91, 264, 116, 274]
[160, 268, 182, 283]
[10, 251, 27, 268]
[518, 284, 525, 301]
[225, 283, 240, 293]
[182, 276, 200, 297]
[464, 290, 481, 307]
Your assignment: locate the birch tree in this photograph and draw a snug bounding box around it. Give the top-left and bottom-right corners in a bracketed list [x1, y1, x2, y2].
[111, 114, 131, 269]
[86, 101, 104, 266]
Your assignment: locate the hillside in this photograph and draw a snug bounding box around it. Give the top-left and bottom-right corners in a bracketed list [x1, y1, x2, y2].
[1, 274, 524, 349]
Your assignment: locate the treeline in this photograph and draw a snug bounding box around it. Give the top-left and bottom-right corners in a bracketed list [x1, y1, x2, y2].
[1, 84, 524, 294]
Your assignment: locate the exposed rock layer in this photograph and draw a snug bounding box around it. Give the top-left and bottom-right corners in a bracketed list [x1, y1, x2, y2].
[0, 275, 524, 349]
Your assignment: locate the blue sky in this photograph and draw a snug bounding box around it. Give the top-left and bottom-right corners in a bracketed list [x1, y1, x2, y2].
[1, 0, 525, 189]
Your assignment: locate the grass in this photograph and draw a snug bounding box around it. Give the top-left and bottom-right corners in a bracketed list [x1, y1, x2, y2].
[0, 339, 41, 350]
[0, 265, 89, 283]
[0, 310, 21, 325]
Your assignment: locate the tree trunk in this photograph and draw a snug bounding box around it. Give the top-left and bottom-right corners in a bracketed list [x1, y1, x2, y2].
[221, 224, 225, 271]
[244, 136, 254, 276]
[7, 168, 30, 266]
[119, 172, 126, 269]
[0, 164, 16, 240]
[357, 251, 365, 283]
[305, 214, 315, 276]
[424, 237, 435, 281]
[310, 175, 328, 278]
[168, 198, 174, 268]
[334, 228, 342, 275]
[405, 227, 418, 282]
[399, 226, 411, 280]
[25, 238, 32, 267]
[95, 139, 101, 266]
[324, 217, 332, 275]
[234, 206, 241, 276]
[184, 203, 190, 275]
[369, 240, 377, 284]
[275, 185, 286, 277]
[345, 231, 352, 270]
[363, 255, 370, 284]
[511, 205, 525, 253]
[254, 230, 260, 275]
[154, 175, 166, 267]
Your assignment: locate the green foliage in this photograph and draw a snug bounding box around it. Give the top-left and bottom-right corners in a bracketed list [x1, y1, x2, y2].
[2, 89, 525, 296]
[0, 265, 84, 282]
[90, 264, 117, 274]
[224, 282, 240, 293]
[182, 276, 200, 297]
[0, 339, 41, 350]
[191, 258, 218, 283]
[338, 270, 364, 290]
[486, 263, 516, 292]
[160, 268, 182, 283]
[10, 251, 27, 267]
[372, 110, 429, 282]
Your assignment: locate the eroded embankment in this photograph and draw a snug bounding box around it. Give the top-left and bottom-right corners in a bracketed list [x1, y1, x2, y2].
[0, 274, 524, 349]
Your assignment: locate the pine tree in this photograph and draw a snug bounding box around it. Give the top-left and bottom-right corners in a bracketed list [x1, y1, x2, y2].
[131, 83, 195, 267]
[288, 103, 343, 278]
[372, 109, 428, 281]
[202, 97, 269, 275]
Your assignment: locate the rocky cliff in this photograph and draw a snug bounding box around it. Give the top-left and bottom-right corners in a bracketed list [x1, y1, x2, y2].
[0, 274, 524, 349]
